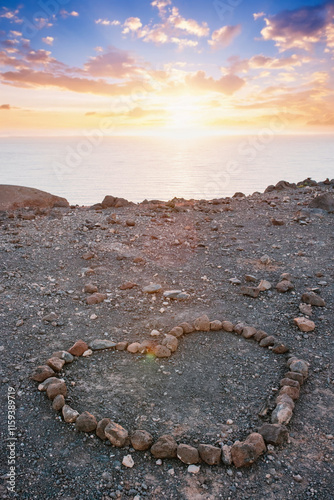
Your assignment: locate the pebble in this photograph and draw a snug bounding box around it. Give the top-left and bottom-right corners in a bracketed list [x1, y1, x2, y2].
[241, 286, 260, 298]
[143, 284, 162, 293]
[187, 465, 200, 474]
[194, 314, 210, 331]
[301, 291, 326, 307]
[229, 278, 241, 285]
[82, 349, 93, 357]
[260, 255, 271, 265]
[150, 329, 160, 337]
[294, 317, 316, 332]
[122, 454, 135, 468]
[89, 339, 117, 351]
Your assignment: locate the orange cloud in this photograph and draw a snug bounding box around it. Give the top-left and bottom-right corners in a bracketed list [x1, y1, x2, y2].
[208, 25, 241, 49]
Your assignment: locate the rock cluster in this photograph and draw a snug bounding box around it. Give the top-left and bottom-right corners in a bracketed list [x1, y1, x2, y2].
[31, 315, 309, 469]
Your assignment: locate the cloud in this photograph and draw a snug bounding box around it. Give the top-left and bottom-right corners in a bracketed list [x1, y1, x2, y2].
[168, 7, 209, 37]
[0, 7, 22, 24]
[84, 46, 143, 79]
[95, 19, 120, 26]
[151, 0, 172, 17]
[253, 12, 265, 21]
[122, 17, 143, 34]
[60, 10, 79, 19]
[260, 2, 334, 51]
[185, 70, 245, 95]
[208, 25, 241, 49]
[42, 37, 54, 46]
[223, 53, 311, 74]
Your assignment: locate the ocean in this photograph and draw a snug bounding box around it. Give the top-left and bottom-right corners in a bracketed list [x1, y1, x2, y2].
[0, 135, 333, 205]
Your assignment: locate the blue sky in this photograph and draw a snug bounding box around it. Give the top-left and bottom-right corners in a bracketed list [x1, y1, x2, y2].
[0, 0, 333, 134]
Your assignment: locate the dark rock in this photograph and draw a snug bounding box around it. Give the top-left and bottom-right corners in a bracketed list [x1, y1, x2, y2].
[259, 336, 276, 347]
[198, 444, 221, 465]
[31, 365, 56, 382]
[258, 424, 289, 446]
[309, 193, 334, 212]
[151, 435, 178, 459]
[301, 292, 326, 307]
[46, 380, 67, 400]
[177, 444, 199, 464]
[101, 196, 132, 209]
[131, 430, 154, 451]
[76, 412, 97, 433]
[241, 286, 260, 298]
[96, 418, 111, 440]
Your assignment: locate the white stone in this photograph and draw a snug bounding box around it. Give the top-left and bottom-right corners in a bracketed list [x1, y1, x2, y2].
[122, 455, 134, 468]
[188, 465, 200, 474]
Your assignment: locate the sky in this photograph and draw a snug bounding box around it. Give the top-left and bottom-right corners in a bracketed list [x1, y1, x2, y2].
[0, 0, 334, 136]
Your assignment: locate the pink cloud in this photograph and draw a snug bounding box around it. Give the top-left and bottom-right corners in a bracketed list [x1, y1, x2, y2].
[208, 25, 241, 49]
[185, 70, 245, 95]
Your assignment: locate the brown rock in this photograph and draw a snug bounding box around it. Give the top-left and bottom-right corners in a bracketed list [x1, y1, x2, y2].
[279, 385, 300, 400]
[210, 320, 223, 331]
[290, 359, 309, 379]
[194, 315, 210, 331]
[258, 424, 289, 446]
[276, 281, 294, 293]
[178, 322, 194, 334]
[246, 433, 266, 456]
[301, 291, 325, 307]
[254, 330, 268, 342]
[86, 293, 107, 305]
[42, 312, 58, 322]
[116, 341, 129, 351]
[153, 345, 172, 358]
[52, 394, 65, 411]
[131, 430, 154, 451]
[68, 340, 89, 356]
[241, 286, 260, 298]
[221, 445, 232, 465]
[169, 327, 184, 338]
[104, 422, 129, 447]
[46, 380, 67, 400]
[276, 393, 295, 410]
[233, 323, 245, 335]
[242, 326, 257, 339]
[31, 365, 56, 382]
[62, 405, 79, 423]
[177, 444, 199, 464]
[0, 185, 69, 211]
[119, 281, 137, 290]
[198, 444, 221, 465]
[231, 441, 258, 468]
[84, 283, 98, 294]
[285, 371, 304, 385]
[38, 377, 62, 392]
[257, 280, 272, 291]
[259, 336, 276, 347]
[96, 418, 111, 440]
[162, 335, 178, 353]
[299, 303, 313, 316]
[126, 219, 136, 227]
[222, 321, 234, 332]
[151, 435, 178, 459]
[294, 317, 315, 332]
[271, 219, 285, 226]
[76, 412, 97, 433]
[81, 252, 95, 261]
[280, 378, 300, 388]
[271, 403, 293, 425]
[127, 342, 141, 354]
[272, 344, 289, 354]
[47, 357, 65, 372]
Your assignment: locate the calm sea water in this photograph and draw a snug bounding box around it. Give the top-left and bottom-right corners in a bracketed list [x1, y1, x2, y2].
[0, 135, 333, 205]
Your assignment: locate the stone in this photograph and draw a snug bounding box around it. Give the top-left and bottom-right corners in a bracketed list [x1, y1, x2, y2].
[101, 195, 131, 209]
[143, 284, 162, 293]
[271, 403, 293, 425]
[46, 380, 67, 400]
[52, 394, 65, 411]
[187, 465, 200, 474]
[258, 424, 289, 446]
[242, 326, 257, 339]
[178, 322, 194, 334]
[163, 290, 182, 299]
[245, 274, 257, 282]
[177, 444, 199, 464]
[89, 339, 116, 351]
[231, 436, 263, 468]
[276, 394, 295, 410]
[259, 336, 276, 347]
[76, 412, 97, 433]
[169, 327, 184, 338]
[120, 281, 137, 290]
[0, 185, 69, 211]
[47, 357, 65, 372]
[271, 219, 285, 226]
[116, 341, 128, 351]
[105, 422, 129, 447]
[260, 254, 271, 265]
[151, 435, 178, 459]
[68, 340, 89, 356]
[38, 377, 62, 392]
[221, 445, 232, 465]
[96, 418, 111, 440]
[31, 365, 56, 382]
[257, 280, 272, 291]
[299, 303, 313, 316]
[84, 283, 98, 294]
[162, 335, 178, 353]
[122, 455, 134, 468]
[82, 252, 95, 260]
[229, 277, 241, 285]
[52, 351, 74, 364]
[82, 349, 93, 357]
[42, 312, 58, 322]
[290, 359, 309, 379]
[198, 444, 221, 465]
[234, 323, 245, 335]
[241, 286, 260, 298]
[294, 317, 315, 332]
[62, 405, 79, 423]
[280, 378, 300, 388]
[194, 315, 210, 331]
[276, 281, 294, 293]
[301, 292, 325, 307]
[272, 344, 289, 354]
[131, 430, 154, 451]
[152, 345, 172, 358]
[246, 433, 266, 456]
[222, 321, 234, 332]
[126, 219, 136, 227]
[280, 273, 293, 281]
[86, 293, 107, 305]
[279, 385, 300, 400]
[309, 193, 334, 212]
[127, 343, 141, 354]
[210, 320, 223, 331]
[285, 371, 304, 385]
[254, 330, 268, 342]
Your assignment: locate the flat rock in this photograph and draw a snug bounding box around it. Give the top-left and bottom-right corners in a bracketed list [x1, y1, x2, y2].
[241, 286, 260, 298]
[52, 351, 74, 364]
[272, 344, 289, 354]
[89, 339, 116, 351]
[177, 444, 199, 464]
[257, 280, 272, 291]
[86, 293, 107, 305]
[143, 284, 162, 293]
[294, 317, 316, 332]
[301, 292, 325, 307]
[0, 185, 69, 211]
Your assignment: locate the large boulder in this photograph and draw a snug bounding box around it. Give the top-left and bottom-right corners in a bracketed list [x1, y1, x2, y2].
[0, 185, 69, 211]
[308, 193, 334, 212]
[101, 195, 133, 209]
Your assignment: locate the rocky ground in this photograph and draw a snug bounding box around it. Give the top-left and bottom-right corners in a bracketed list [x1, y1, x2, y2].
[0, 180, 333, 500]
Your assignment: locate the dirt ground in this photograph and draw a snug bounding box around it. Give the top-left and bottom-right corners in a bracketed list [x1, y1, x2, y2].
[0, 181, 333, 499]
